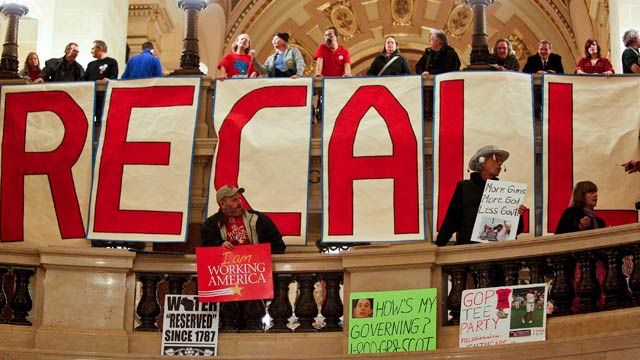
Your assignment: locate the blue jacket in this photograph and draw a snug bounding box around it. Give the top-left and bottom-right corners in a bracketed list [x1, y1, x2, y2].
[121, 50, 162, 79]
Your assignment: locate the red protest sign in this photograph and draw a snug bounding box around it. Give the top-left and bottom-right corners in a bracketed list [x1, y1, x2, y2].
[196, 244, 273, 303]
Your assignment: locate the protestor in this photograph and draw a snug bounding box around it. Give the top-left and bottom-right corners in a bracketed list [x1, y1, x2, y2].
[488, 38, 520, 71]
[217, 33, 257, 79]
[622, 159, 640, 174]
[415, 30, 461, 76]
[19, 52, 41, 82]
[201, 185, 285, 254]
[352, 298, 374, 318]
[522, 40, 564, 74]
[314, 26, 351, 77]
[621, 29, 640, 74]
[35, 42, 84, 82]
[121, 42, 163, 79]
[555, 181, 604, 233]
[575, 39, 614, 75]
[435, 145, 527, 246]
[82, 40, 119, 80]
[250, 32, 305, 78]
[366, 36, 411, 76]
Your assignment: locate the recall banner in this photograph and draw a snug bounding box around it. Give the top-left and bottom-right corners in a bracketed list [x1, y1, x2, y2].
[470, 180, 526, 242]
[348, 288, 437, 354]
[196, 244, 273, 302]
[0, 82, 94, 246]
[322, 76, 424, 243]
[208, 77, 313, 246]
[459, 284, 548, 347]
[87, 77, 200, 242]
[542, 75, 640, 234]
[433, 71, 535, 241]
[161, 294, 219, 356]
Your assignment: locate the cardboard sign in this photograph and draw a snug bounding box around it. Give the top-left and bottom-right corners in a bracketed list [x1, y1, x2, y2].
[161, 295, 219, 356]
[196, 244, 273, 302]
[459, 284, 548, 348]
[348, 288, 437, 354]
[470, 180, 526, 243]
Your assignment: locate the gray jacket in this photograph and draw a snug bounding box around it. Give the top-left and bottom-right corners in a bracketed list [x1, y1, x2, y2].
[253, 47, 305, 77]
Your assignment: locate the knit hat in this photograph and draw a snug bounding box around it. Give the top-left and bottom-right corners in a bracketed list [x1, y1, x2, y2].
[275, 32, 290, 43]
[216, 185, 245, 203]
[468, 145, 509, 172]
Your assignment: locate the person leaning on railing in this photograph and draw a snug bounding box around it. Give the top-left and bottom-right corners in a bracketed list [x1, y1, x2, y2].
[575, 38, 614, 76]
[19, 51, 41, 82]
[488, 38, 520, 72]
[366, 35, 411, 76]
[250, 32, 305, 78]
[621, 29, 640, 74]
[415, 29, 461, 77]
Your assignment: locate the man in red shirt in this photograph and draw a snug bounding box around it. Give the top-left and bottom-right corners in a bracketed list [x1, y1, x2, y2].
[217, 34, 258, 79]
[201, 185, 285, 254]
[314, 26, 351, 77]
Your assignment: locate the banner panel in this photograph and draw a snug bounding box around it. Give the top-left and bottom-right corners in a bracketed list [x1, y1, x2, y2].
[433, 72, 535, 241]
[542, 75, 640, 234]
[322, 76, 424, 243]
[88, 77, 200, 242]
[0, 82, 94, 246]
[207, 78, 313, 246]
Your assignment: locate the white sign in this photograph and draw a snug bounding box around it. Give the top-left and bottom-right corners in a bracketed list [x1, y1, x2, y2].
[459, 284, 548, 348]
[471, 180, 526, 243]
[161, 295, 219, 356]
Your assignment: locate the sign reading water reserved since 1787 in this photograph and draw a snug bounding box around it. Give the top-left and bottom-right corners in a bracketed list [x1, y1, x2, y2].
[161, 295, 219, 356]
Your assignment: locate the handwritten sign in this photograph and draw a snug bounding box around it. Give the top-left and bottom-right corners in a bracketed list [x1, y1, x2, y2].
[161, 295, 219, 356]
[459, 284, 547, 347]
[471, 180, 527, 242]
[348, 288, 437, 354]
[196, 244, 273, 302]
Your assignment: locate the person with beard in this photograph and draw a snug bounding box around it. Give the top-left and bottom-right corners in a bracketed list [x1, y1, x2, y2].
[367, 36, 411, 76]
[415, 30, 461, 76]
[201, 185, 285, 254]
[314, 26, 351, 77]
[435, 145, 527, 246]
[36, 42, 84, 82]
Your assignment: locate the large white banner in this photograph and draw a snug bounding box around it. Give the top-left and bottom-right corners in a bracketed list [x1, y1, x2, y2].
[88, 77, 201, 242]
[208, 78, 313, 246]
[542, 75, 640, 234]
[0, 82, 94, 247]
[433, 72, 535, 241]
[322, 76, 425, 243]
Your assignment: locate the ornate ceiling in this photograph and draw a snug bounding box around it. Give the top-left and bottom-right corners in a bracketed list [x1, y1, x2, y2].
[214, 0, 610, 75]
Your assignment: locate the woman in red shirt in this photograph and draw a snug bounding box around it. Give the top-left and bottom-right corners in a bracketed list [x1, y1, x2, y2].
[575, 38, 614, 75]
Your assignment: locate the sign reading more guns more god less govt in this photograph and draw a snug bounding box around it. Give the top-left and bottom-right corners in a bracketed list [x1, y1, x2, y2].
[161, 295, 219, 356]
[196, 244, 274, 302]
[459, 284, 548, 348]
[348, 288, 437, 354]
[471, 180, 527, 243]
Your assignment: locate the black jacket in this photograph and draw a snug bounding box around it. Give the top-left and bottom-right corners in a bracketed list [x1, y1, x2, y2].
[82, 57, 119, 80]
[522, 53, 564, 74]
[554, 207, 605, 234]
[435, 172, 524, 246]
[40, 56, 85, 82]
[201, 209, 286, 254]
[367, 51, 411, 76]
[415, 45, 461, 75]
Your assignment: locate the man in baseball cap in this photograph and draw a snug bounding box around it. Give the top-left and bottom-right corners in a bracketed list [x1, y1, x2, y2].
[201, 185, 285, 254]
[435, 145, 527, 246]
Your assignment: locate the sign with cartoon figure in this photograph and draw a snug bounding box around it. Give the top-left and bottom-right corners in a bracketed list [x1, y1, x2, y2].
[196, 244, 273, 302]
[470, 180, 527, 242]
[161, 295, 219, 356]
[348, 288, 437, 354]
[459, 284, 548, 347]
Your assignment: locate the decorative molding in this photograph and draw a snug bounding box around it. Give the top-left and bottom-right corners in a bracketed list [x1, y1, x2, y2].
[128, 3, 175, 33]
[320, 1, 361, 41]
[390, 0, 414, 26]
[532, 0, 577, 49]
[445, 3, 473, 39]
[223, 0, 274, 51]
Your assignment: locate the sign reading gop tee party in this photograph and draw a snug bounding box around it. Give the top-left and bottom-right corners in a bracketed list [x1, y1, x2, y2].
[87, 77, 200, 243]
[0, 82, 94, 247]
[433, 72, 535, 242]
[208, 78, 313, 246]
[459, 284, 548, 348]
[322, 76, 424, 243]
[196, 244, 273, 302]
[542, 75, 640, 234]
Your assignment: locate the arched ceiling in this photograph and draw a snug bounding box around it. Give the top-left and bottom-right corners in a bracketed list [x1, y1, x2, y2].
[214, 0, 610, 75]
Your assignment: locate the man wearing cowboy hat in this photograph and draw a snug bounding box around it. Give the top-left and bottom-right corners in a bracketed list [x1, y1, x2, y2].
[201, 185, 286, 254]
[435, 145, 527, 246]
